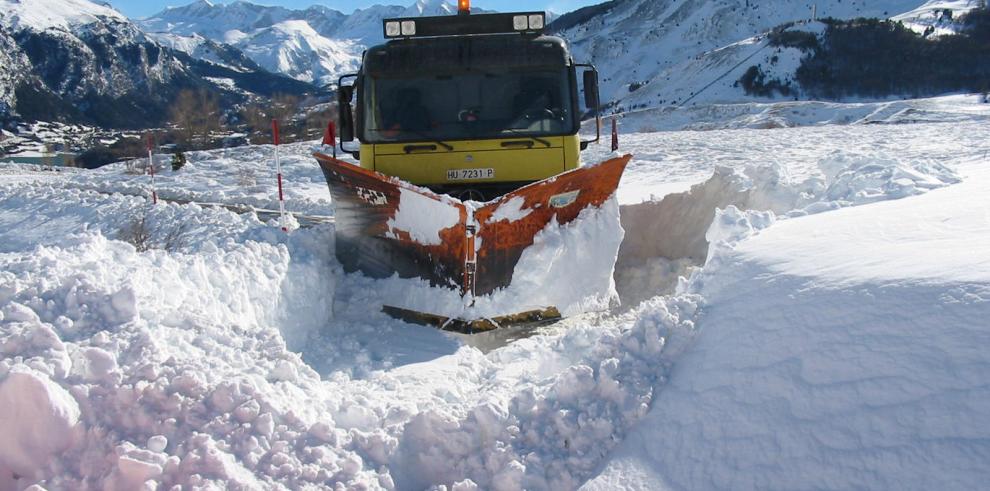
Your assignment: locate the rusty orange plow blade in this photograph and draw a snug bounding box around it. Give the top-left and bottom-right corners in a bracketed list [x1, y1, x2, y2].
[314, 152, 631, 331]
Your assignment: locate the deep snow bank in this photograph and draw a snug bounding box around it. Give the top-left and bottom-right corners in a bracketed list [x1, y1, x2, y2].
[0, 367, 81, 487]
[0, 231, 362, 489]
[583, 155, 990, 490]
[614, 148, 959, 306]
[0, 223, 698, 490]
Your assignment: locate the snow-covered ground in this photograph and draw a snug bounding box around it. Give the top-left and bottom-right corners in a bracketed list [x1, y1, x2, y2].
[585, 132, 990, 491]
[610, 93, 990, 135]
[1, 99, 989, 489]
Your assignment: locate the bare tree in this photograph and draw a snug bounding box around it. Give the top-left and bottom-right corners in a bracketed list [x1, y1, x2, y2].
[270, 94, 300, 125]
[240, 102, 270, 144]
[304, 105, 339, 141]
[269, 94, 301, 143]
[240, 103, 269, 131]
[169, 89, 221, 149]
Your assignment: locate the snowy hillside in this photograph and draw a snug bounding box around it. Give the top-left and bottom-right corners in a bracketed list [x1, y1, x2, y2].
[0, 0, 125, 31]
[2, 98, 989, 488]
[608, 93, 990, 133]
[894, 0, 982, 34]
[554, 0, 920, 102]
[554, 0, 986, 113]
[141, 0, 464, 85]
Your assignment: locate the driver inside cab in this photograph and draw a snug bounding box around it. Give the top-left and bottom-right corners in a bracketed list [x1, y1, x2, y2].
[511, 82, 562, 130]
[383, 87, 432, 137]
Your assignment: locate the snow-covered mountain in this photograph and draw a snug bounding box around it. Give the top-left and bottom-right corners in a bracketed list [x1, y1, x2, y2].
[554, 0, 921, 99]
[0, 0, 126, 30]
[140, 0, 465, 85]
[0, 0, 314, 128]
[550, 0, 964, 112]
[142, 0, 984, 107]
[551, 0, 979, 112]
[6, 0, 981, 127]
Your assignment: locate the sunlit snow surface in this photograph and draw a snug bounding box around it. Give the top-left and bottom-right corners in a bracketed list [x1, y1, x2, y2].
[2, 98, 990, 489]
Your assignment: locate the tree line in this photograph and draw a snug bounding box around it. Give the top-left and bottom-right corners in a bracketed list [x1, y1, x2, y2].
[77, 91, 337, 168]
[738, 7, 990, 100]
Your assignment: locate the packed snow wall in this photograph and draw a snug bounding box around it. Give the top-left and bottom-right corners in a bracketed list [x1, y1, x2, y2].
[614, 151, 960, 307]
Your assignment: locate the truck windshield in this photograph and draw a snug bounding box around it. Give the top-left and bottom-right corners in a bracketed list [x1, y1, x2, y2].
[362, 67, 573, 143]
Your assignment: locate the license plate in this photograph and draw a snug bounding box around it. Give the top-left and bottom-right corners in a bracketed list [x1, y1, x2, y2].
[447, 168, 495, 181]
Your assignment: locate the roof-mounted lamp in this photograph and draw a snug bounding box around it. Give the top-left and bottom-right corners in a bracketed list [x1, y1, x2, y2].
[458, 0, 470, 15]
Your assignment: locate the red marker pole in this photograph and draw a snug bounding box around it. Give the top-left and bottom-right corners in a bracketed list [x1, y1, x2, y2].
[272, 119, 287, 232]
[322, 121, 337, 158]
[146, 133, 158, 204]
[610, 118, 619, 152]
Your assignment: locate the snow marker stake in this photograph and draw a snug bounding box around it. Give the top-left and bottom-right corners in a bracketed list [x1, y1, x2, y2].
[146, 133, 158, 204]
[611, 118, 619, 152]
[323, 121, 337, 158]
[273, 119, 287, 232]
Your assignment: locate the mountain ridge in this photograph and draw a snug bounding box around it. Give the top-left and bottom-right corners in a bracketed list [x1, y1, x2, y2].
[139, 0, 473, 85]
[0, 0, 315, 129]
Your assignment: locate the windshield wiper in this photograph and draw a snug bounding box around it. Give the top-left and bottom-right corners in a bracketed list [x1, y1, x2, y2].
[501, 128, 552, 148]
[369, 128, 453, 151]
[406, 130, 454, 151]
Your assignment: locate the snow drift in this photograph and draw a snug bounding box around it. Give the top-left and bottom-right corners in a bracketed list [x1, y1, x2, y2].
[614, 147, 958, 305]
[585, 150, 990, 491]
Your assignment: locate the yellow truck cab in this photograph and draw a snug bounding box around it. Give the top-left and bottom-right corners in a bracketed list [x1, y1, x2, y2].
[336, 7, 601, 201]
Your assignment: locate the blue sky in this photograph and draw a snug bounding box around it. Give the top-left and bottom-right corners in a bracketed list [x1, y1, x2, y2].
[108, 0, 601, 19]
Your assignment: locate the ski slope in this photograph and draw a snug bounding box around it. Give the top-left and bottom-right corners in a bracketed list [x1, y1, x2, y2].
[1, 98, 990, 489]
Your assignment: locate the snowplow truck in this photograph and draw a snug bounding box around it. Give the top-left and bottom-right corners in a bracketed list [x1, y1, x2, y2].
[315, 2, 631, 332]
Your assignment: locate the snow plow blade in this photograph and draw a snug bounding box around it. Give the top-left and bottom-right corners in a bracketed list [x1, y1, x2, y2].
[314, 152, 631, 316]
[381, 305, 562, 334]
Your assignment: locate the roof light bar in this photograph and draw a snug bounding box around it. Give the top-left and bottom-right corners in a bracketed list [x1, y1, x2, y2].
[458, 0, 470, 15]
[383, 12, 547, 39]
[512, 13, 545, 31]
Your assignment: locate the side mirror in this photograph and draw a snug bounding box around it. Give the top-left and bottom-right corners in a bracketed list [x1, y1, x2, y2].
[583, 70, 600, 110]
[575, 64, 602, 151]
[338, 85, 355, 142]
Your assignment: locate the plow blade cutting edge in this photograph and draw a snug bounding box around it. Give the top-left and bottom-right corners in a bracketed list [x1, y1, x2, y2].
[381, 305, 562, 334]
[314, 152, 632, 330]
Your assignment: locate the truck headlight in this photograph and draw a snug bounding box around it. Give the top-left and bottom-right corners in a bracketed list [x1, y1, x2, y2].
[528, 14, 544, 29]
[385, 21, 400, 37]
[513, 15, 528, 30]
